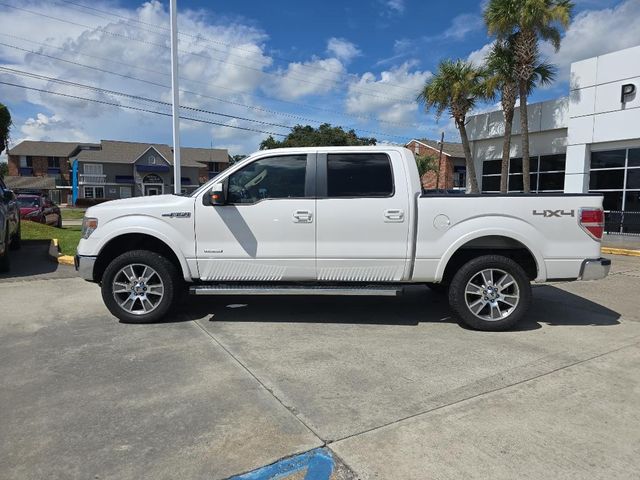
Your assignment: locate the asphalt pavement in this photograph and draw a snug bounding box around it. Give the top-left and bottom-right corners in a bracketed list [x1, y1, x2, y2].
[1, 244, 639, 479]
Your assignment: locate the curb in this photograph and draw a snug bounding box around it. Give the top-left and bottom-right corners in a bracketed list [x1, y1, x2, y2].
[48, 239, 75, 265]
[602, 246, 640, 257]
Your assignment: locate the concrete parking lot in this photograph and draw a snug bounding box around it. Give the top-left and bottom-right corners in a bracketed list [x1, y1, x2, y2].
[1, 244, 639, 479]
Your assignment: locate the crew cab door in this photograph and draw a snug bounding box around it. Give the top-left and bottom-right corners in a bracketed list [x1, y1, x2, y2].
[315, 151, 411, 281]
[194, 153, 316, 281]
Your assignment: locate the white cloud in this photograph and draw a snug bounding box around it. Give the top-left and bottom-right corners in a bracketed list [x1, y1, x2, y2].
[384, 0, 405, 14]
[467, 41, 494, 67]
[326, 37, 361, 63]
[542, 0, 640, 82]
[443, 13, 484, 41]
[264, 57, 345, 100]
[19, 113, 91, 142]
[345, 63, 431, 124]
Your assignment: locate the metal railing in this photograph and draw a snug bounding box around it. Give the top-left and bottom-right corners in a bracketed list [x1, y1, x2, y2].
[79, 173, 106, 184]
[605, 210, 640, 236]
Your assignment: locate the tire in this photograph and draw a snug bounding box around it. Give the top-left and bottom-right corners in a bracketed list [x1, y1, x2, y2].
[0, 228, 10, 273]
[10, 222, 21, 250]
[426, 282, 448, 295]
[101, 250, 178, 323]
[448, 255, 531, 331]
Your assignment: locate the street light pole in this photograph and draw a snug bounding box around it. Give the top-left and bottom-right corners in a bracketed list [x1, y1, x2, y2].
[170, 0, 181, 194]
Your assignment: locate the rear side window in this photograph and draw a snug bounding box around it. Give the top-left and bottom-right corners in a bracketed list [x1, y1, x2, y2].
[327, 153, 393, 197]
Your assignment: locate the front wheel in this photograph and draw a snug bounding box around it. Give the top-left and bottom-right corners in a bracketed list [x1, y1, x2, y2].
[101, 250, 178, 323]
[448, 255, 532, 331]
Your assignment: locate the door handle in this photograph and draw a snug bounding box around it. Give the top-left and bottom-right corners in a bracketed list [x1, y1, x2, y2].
[293, 210, 313, 223]
[384, 209, 404, 222]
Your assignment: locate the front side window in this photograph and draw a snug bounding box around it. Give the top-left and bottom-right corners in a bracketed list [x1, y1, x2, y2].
[327, 153, 393, 197]
[227, 155, 307, 204]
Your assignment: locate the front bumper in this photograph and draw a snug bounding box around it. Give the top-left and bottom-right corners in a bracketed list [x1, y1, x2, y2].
[579, 257, 611, 281]
[75, 254, 97, 281]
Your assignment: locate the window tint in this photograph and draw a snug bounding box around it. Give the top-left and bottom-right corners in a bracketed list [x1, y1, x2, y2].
[509, 157, 522, 173]
[481, 175, 500, 192]
[227, 155, 307, 204]
[538, 172, 565, 191]
[629, 149, 640, 168]
[482, 160, 501, 175]
[627, 169, 640, 189]
[539, 154, 566, 172]
[591, 150, 626, 169]
[327, 153, 393, 197]
[589, 169, 625, 190]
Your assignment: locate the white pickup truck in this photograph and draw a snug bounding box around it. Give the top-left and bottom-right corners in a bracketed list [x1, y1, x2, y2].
[76, 146, 610, 330]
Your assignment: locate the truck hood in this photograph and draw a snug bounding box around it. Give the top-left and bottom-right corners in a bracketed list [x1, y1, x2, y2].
[86, 194, 195, 221]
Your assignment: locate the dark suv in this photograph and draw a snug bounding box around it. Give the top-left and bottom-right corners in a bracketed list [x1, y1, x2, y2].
[0, 176, 21, 272]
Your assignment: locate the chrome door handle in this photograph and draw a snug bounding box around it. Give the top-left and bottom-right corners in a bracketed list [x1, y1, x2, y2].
[384, 209, 404, 222]
[293, 210, 313, 223]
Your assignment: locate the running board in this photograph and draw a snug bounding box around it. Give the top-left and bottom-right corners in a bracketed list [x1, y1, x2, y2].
[189, 284, 403, 296]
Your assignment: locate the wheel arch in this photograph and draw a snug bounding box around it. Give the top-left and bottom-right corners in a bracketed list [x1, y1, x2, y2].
[436, 231, 545, 284]
[93, 232, 189, 283]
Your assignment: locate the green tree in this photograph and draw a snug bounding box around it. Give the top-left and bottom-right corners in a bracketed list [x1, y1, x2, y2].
[415, 153, 439, 178]
[260, 123, 376, 149]
[485, 0, 573, 192]
[418, 59, 483, 193]
[0, 103, 11, 156]
[0, 161, 8, 177]
[231, 154, 247, 164]
[482, 38, 556, 193]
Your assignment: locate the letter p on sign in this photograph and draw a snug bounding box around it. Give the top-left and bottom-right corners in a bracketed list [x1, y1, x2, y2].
[621, 83, 636, 103]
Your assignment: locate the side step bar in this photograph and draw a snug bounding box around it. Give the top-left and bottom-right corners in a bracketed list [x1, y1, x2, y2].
[190, 284, 404, 296]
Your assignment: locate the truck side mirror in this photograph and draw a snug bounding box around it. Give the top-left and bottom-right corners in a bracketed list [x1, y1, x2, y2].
[207, 183, 226, 206]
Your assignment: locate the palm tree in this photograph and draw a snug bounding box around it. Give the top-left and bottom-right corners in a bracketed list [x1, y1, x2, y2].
[482, 39, 556, 193]
[484, 0, 573, 192]
[418, 59, 484, 193]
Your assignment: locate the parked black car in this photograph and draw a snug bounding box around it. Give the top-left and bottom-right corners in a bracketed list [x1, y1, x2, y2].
[0, 176, 21, 272]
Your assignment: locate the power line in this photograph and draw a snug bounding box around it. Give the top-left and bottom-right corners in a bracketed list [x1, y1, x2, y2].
[0, 66, 295, 132]
[0, 32, 423, 129]
[0, 2, 416, 104]
[56, 0, 420, 94]
[0, 42, 415, 141]
[0, 80, 288, 137]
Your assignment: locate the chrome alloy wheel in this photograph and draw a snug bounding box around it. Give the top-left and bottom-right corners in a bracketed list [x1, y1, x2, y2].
[112, 263, 164, 315]
[464, 268, 520, 321]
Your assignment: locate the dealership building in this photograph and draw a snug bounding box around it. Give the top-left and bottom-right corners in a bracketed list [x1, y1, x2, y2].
[467, 44, 640, 233]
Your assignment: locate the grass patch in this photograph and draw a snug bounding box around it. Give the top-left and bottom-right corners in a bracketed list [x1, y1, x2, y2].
[22, 221, 82, 256]
[60, 208, 86, 220]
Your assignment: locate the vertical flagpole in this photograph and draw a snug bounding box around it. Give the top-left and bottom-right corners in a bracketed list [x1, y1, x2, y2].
[170, 0, 181, 194]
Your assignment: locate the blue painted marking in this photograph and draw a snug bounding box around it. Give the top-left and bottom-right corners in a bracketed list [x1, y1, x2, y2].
[71, 159, 78, 206]
[229, 448, 334, 480]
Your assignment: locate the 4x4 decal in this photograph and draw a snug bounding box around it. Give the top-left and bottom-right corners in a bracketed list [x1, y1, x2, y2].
[532, 209, 575, 218]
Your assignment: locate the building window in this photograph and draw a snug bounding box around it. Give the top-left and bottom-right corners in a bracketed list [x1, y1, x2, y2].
[481, 155, 566, 193]
[20, 156, 33, 168]
[48, 157, 60, 168]
[589, 148, 640, 225]
[84, 163, 103, 175]
[120, 186, 132, 198]
[84, 186, 105, 199]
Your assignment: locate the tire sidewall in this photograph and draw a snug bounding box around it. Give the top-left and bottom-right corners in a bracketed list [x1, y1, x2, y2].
[101, 250, 177, 323]
[448, 255, 532, 331]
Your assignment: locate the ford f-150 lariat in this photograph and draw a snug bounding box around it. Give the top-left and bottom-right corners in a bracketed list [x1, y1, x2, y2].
[75, 146, 610, 330]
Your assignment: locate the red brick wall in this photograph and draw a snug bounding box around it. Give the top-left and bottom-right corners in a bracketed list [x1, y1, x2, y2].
[407, 140, 455, 189]
[7, 155, 19, 176]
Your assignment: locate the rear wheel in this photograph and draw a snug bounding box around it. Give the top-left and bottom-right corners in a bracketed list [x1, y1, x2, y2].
[448, 255, 531, 331]
[101, 250, 178, 323]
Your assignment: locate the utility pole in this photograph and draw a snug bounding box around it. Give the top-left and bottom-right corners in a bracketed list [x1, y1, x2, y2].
[170, 0, 181, 194]
[436, 131, 444, 190]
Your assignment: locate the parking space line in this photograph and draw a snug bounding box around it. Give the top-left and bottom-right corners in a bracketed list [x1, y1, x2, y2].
[191, 319, 325, 443]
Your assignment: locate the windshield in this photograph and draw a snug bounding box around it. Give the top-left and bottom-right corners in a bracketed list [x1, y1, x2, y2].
[18, 197, 40, 208]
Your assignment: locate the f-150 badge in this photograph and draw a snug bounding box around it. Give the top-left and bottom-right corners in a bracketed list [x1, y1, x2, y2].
[532, 209, 575, 218]
[161, 212, 191, 218]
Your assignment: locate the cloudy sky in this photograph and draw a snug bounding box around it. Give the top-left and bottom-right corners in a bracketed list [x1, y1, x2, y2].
[1, 0, 639, 157]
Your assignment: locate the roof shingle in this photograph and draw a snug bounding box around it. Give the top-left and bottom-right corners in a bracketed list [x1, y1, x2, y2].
[408, 139, 465, 159]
